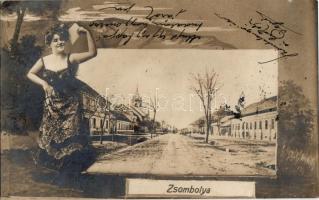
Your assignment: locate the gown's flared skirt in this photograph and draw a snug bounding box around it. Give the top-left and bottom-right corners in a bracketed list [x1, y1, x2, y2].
[34, 81, 96, 174]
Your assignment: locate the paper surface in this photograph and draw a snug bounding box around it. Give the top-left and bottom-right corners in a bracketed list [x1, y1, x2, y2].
[126, 179, 255, 198]
[0, 0, 317, 198]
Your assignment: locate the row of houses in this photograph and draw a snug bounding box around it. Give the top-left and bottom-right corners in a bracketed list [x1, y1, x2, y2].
[189, 96, 278, 142]
[80, 83, 150, 135]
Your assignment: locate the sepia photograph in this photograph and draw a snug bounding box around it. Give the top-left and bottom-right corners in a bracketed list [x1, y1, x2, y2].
[84, 49, 278, 176]
[1, 0, 317, 198]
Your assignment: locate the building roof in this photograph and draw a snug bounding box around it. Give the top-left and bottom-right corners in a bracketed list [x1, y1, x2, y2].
[77, 80, 101, 98]
[129, 105, 148, 120]
[78, 80, 114, 107]
[189, 96, 278, 128]
[241, 96, 277, 116]
[221, 115, 234, 123]
[76, 82, 135, 123]
[110, 111, 132, 122]
[114, 104, 130, 112]
[114, 104, 147, 122]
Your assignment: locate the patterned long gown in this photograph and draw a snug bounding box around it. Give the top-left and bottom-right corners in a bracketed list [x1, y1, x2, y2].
[34, 56, 95, 174]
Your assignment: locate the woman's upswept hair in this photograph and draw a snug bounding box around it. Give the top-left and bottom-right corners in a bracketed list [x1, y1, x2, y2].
[45, 23, 69, 45]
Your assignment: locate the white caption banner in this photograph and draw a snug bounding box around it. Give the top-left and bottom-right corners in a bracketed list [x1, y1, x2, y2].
[126, 179, 255, 198]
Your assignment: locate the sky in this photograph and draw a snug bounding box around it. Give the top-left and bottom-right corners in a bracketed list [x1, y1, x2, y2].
[0, 0, 244, 36]
[77, 49, 278, 129]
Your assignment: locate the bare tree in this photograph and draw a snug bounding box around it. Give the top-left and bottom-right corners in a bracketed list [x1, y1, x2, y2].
[190, 69, 220, 143]
[215, 104, 232, 136]
[95, 95, 113, 144]
[83, 95, 99, 128]
[1, 1, 62, 52]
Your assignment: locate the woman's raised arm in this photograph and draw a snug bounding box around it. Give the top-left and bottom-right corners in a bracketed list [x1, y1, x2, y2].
[69, 26, 97, 64]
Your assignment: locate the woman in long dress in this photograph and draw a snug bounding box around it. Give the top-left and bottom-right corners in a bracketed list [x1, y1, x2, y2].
[27, 23, 97, 175]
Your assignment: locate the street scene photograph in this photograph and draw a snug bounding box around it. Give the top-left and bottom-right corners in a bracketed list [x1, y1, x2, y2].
[77, 49, 278, 177]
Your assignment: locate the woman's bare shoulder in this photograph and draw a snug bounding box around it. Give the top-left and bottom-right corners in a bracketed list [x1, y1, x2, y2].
[42, 54, 57, 69]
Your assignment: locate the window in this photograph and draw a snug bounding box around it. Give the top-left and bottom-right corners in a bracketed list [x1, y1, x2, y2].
[90, 98, 95, 107]
[271, 119, 275, 129]
[100, 119, 103, 128]
[265, 120, 268, 129]
[250, 122, 252, 129]
[93, 118, 96, 128]
[259, 121, 262, 129]
[83, 96, 88, 106]
[246, 122, 248, 129]
[254, 121, 257, 129]
[242, 122, 245, 129]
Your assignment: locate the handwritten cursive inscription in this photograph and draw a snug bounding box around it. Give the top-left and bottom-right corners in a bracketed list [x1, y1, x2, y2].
[90, 3, 203, 45]
[145, 6, 186, 21]
[215, 11, 300, 64]
[98, 2, 136, 13]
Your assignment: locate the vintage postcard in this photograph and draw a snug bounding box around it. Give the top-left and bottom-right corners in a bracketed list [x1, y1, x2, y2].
[0, 0, 318, 198]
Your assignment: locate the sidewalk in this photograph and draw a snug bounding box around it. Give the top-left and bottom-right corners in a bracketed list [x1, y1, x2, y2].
[96, 133, 165, 160]
[189, 132, 276, 145]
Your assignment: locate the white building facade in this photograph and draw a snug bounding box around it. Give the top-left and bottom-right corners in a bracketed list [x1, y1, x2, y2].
[218, 96, 278, 143]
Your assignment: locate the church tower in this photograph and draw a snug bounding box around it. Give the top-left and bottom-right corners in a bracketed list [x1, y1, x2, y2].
[132, 86, 142, 107]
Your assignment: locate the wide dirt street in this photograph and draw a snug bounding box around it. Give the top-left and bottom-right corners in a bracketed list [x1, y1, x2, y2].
[88, 133, 276, 176]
